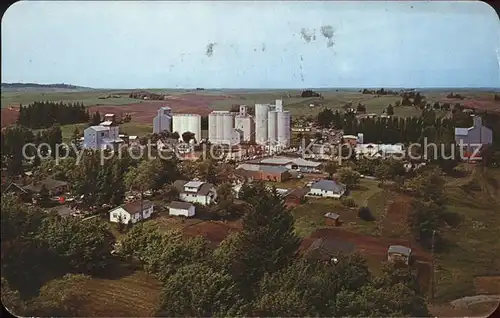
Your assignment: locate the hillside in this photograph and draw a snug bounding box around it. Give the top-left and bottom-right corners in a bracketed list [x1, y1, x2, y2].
[1, 82, 94, 92]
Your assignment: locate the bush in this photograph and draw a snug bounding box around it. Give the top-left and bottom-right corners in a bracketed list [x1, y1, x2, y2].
[341, 197, 357, 208]
[358, 206, 375, 221]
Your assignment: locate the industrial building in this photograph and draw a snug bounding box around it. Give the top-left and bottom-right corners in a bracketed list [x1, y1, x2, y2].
[153, 106, 172, 134]
[208, 106, 253, 145]
[172, 114, 202, 142]
[83, 114, 123, 150]
[255, 99, 291, 148]
[208, 111, 241, 145]
[234, 105, 255, 143]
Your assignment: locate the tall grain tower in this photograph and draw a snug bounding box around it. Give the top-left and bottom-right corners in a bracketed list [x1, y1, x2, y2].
[255, 103, 271, 145]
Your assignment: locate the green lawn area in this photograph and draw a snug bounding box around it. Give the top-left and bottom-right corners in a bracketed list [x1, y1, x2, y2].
[433, 167, 500, 302]
[81, 265, 161, 317]
[291, 198, 344, 237]
[119, 122, 153, 137]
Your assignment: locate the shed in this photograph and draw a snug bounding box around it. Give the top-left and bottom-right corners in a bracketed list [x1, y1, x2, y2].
[324, 212, 341, 226]
[168, 201, 195, 217]
[387, 245, 412, 265]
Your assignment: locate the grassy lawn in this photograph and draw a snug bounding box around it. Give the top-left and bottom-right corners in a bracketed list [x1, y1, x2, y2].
[81, 264, 161, 317]
[433, 167, 500, 303]
[348, 178, 382, 207]
[119, 122, 153, 137]
[291, 197, 344, 237]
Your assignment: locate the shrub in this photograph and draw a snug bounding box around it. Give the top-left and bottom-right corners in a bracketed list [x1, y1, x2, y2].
[341, 197, 357, 208]
[358, 206, 375, 221]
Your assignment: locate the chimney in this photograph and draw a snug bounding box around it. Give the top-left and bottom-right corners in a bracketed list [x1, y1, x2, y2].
[472, 115, 482, 128]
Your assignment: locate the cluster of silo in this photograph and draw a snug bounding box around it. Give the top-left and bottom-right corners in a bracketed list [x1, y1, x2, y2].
[172, 114, 201, 142]
[153, 106, 172, 134]
[256, 99, 290, 148]
[208, 111, 236, 144]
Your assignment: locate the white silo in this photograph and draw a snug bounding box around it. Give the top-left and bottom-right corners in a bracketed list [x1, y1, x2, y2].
[172, 114, 201, 142]
[255, 103, 270, 145]
[222, 113, 235, 144]
[216, 113, 224, 143]
[208, 113, 218, 143]
[268, 110, 278, 145]
[277, 111, 291, 148]
[235, 115, 254, 142]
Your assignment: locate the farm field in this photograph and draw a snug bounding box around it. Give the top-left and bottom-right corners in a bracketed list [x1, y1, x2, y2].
[2, 89, 498, 129]
[79, 263, 161, 317]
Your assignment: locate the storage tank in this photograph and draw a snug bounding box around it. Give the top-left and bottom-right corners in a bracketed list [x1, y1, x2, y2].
[277, 111, 291, 148]
[208, 113, 218, 143]
[267, 110, 278, 145]
[172, 114, 201, 142]
[255, 103, 270, 145]
[222, 113, 235, 144]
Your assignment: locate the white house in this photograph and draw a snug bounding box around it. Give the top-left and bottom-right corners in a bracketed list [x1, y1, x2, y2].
[173, 180, 217, 205]
[355, 143, 405, 159]
[168, 201, 195, 217]
[83, 114, 123, 150]
[308, 179, 346, 198]
[109, 200, 154, 224]
[454, 116, 493, 155]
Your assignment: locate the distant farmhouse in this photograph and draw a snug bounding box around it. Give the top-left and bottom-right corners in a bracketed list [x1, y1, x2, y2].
[454, 116, 493, 158]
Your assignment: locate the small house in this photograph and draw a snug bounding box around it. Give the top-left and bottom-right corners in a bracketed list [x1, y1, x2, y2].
[324, 212, 341, 226]
[168, 201, 195, 217]
[22, 178, 69, 197]
[308, 179, 346, 198]
[387, 245, 412, 265]
[173, 180, 217, 205]
[109, 200, 154, 224]
[305, 238, 355, 263]
[284, 187, 309, 206]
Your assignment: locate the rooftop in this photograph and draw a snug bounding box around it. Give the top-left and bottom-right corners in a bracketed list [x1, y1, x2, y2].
[185, 181, 204, 189]
[89, 126, 109, 132]
[388, 245, 412, 256]
[111, 200, 153, 214]
[169, 201, 194, 210]
[23, 179, 68, 192]
[100, 121, 115, 126]
[455, 127, 469, 136]
[311, 179, 346, 193]
[324, 212, 340, 220]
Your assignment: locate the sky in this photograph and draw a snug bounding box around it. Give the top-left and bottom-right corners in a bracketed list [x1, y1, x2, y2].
[2, 1, 499, 89]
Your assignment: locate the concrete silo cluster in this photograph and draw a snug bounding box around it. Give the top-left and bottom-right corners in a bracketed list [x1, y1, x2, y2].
[255, 99, 291, 148]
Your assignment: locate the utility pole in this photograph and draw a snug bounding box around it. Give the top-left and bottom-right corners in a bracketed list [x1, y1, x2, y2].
[430, 229, 436, 301]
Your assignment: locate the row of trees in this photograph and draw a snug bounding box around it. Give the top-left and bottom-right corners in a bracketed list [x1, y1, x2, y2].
[1, 125, 63, 176]
[17, 101, 90, 129]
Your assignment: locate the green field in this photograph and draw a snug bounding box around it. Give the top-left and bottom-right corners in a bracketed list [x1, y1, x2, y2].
[434, 167, 500, 302]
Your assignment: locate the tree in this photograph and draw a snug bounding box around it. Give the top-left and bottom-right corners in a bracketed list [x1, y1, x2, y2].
[156, 264, 244, 317]
[408, 199, 444, 248]
[337, 167, 361, 188]
[37, 216, 114, 272]
[386, 104, 394, 116]
[230, 183, 300, 297]
[1, 277, 26, 316]
[27, 274, 91, 317]
[324, 160, 338, 179]
[182, 131, 196, 143]
[358, 206, 374, 221]
[125, 160, 156, 222]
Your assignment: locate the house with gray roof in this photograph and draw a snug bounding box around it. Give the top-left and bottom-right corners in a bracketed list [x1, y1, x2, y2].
[454, 116, 493, 158]
[173, 179, 217, 205]
[387, 245, 412, 265]
[308, 179, 346, 198]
